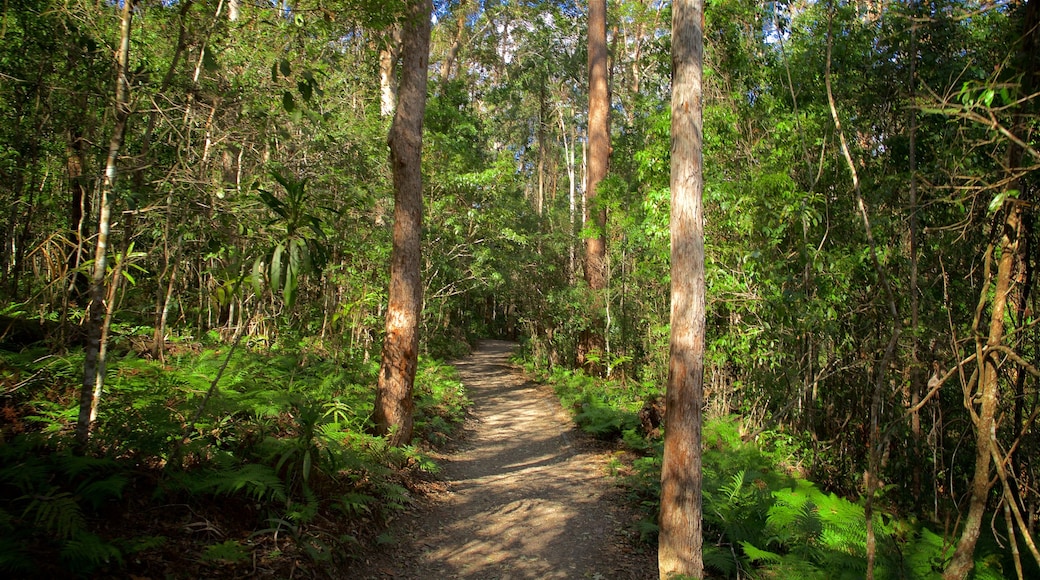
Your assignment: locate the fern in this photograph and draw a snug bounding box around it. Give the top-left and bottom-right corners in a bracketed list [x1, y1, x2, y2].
[191, 463, 287, 503]
[904, 527, 946, 578]
[59, 530, 123, 573]
[0, 536, 33, 575]
[741, 541, 783, 564]
[703, 544, 738, 576]
[200, 539, 250, 564]
[335, 492, 376, 516]
[76, 474, 129, 511]
[23, 490, 86, 540]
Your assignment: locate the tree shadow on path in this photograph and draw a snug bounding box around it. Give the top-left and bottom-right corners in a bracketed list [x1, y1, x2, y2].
[345, 340, 656, 579]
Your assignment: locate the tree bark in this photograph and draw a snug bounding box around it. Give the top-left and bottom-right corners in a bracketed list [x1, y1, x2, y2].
[379, 25, 403, 118]
[373, 0, 431, 447]
[442, 0, 471, 84]
[76, 0, 134, 449]
[580, 0, 609, 374]
[659, 0, 704, 577]
[945, 0, 1038, 576]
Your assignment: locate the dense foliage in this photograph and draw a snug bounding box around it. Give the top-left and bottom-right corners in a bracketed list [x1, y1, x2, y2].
[1, 0, 1038, 577]
[535, 361, 1023, 578]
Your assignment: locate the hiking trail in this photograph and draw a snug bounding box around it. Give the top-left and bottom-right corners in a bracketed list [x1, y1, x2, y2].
[346, 339, 656, 579]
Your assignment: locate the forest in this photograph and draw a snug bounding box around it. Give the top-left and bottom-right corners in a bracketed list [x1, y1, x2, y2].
[1, 0, 1038, 578]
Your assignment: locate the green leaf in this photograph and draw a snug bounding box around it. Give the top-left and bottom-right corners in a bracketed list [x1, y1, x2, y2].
[284, 240, 301, 307]
[202, 46, 218, 72]
[740, 541, 783, 563]
[271, 243, 284, 293]
[302, 449, 312, 482]
[297, 79, 312, 102]
[279, 59, 291, 77]
[988, 189, 1019, 213]
[251, 256, 264, 296]
[981, 88, 995, 107]
[282, 91, 295, 113]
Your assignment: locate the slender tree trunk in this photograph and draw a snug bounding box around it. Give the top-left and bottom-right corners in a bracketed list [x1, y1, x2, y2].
[558, 110, 577, 284]
[907, 2, 924, 505]
[944, 216, 1021, 580]
[76, 0, 134, 450]
[537, 82, 547, 216]
[945, 1, 1038, 576]
[66, 127, 89, 297]
[442, 0, 470, 84]
[373, 0, 431, 447]
[580, 0, 609, 374]
[659, 0, 704, 577]
[825, 5, 902, 577]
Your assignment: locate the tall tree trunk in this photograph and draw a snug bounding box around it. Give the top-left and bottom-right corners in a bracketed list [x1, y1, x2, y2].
[442, 0, 470, 84]
[659, 0, 704, 577]
[945, 0, 1039, 576]
[76, 0, 134, 450]
[537, 82, 546, 216]
[907, 1, 924, 506]
[373, 0, 432, 447]
[379, 25, 403, 118]
[558, 109, 577, 284]
[580, 0, 609, 374]
[944, 212, 1022, 580]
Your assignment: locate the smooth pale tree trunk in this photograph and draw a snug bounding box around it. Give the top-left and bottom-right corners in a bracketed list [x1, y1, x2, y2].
[76, 0, 134, 450]
[379, 26, 403, 118]
[373, 0, 432, 447]
[659, 0, 704, 577]
[580, 0, 609, 374]
[558, 109, 577, 283]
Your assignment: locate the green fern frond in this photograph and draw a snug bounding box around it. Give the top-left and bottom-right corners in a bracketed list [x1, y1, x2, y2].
[905, 527, 947, 578]
[197, 463, 287, 503]
[0, 455, 48, 492]
[721, 469, 747, 503]
[335, 492, 375, 516]
[741, 540, 783, 563]
[59, 530, 123, 572]
[200, 539, 250, 564]
[55, 453, 117, 479]
[703, 544, 738, 575]
[0, 536, 33, 574]
[76, 474, 129, 510]
[972, 554, 1005, 580]
[23, 490, 85, 540]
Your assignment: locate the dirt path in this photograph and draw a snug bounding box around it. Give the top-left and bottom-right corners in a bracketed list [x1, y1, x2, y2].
[346, 340, 656, 579]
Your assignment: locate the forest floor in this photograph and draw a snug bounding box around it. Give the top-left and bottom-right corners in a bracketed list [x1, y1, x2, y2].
[344, 340, 658, 579]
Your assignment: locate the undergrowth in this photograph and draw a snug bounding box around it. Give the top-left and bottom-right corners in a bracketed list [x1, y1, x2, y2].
[0, 339, 469, 578]
[532, 362, 1022, 580]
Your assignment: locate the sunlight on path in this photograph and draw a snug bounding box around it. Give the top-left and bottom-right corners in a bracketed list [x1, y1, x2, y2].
[358, 339, 650, 579]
